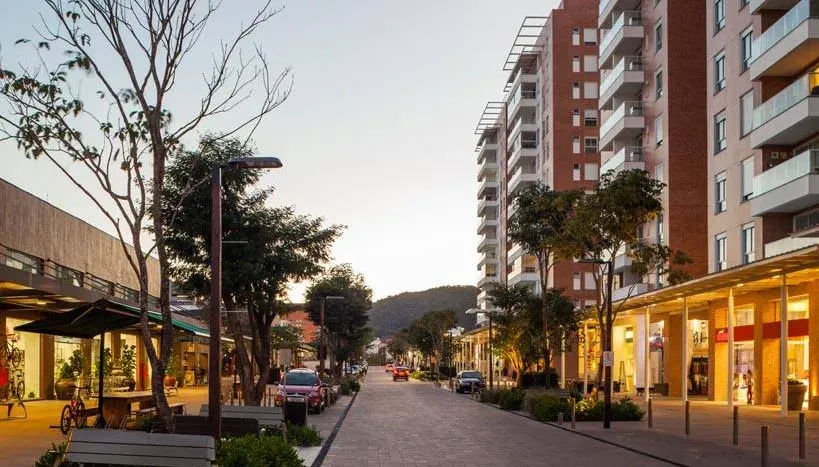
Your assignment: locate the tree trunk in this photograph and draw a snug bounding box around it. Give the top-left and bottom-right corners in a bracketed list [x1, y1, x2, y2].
[539, 252, 551, 388]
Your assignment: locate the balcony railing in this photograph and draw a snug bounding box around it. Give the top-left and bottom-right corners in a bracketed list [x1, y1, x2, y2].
[599, 0, 614, 15]
[753, 73, 819, 130]
[601, 146, 644, 174]
[751, 0, 817, 63]
[600, 11, 642, 56]
[600, 100, 643, 138]
[600, 56, 643, 97]
[753, 149, 819, 197]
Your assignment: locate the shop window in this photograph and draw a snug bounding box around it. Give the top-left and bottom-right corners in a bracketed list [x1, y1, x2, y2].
[734, 306, 754, 326]
[5, 319, 41, 399]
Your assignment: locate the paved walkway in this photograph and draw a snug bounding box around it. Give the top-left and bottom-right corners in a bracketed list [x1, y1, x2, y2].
[321, 369, 667, 467]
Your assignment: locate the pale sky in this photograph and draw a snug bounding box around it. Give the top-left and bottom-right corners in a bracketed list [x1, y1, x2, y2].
[0, 0, 558, 301]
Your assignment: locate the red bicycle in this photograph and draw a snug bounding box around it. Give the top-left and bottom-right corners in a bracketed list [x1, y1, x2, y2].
[59, 386, 90, 434]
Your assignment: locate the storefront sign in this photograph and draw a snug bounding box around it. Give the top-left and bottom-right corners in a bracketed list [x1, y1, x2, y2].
[602, 351, 614, 367]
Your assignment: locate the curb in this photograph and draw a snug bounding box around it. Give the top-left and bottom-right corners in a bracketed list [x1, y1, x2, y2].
[456, 392, 690, 467]
[311, 390, 359, 467]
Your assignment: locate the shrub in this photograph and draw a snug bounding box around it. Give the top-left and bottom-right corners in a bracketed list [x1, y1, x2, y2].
[497, 388, 525, 410]
[612, 396, 644, 421]
[519, 369, 559, 388]
[410, 370, 423, 380]
[35, 442, 76, 467]
[528, 396, 644, 422]
[530, 396, 572, 422]
[285, 422, 323, 447]
[349, 379, 361, 392]
[217, 434, 303, 467]
[478, 389, 501, 404]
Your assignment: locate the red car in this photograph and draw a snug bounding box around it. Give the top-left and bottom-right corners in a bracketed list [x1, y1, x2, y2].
[275, 369, 326, 413]
[392, 366, 409, 381]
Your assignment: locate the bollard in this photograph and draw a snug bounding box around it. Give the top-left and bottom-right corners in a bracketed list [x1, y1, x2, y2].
[685, 400, 690, 436]
[799, 412, 806, 460]
[558, 412, 564, 425]
[733, 406, 739, 446]
[571, 399, 576, 430]
[761, 425, 769, 467]
[648, 398, 653, 429]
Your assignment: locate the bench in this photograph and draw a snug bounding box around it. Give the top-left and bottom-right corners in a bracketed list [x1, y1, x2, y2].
[172, 415, 259, 437]
[199, 404, 284, 429]
[65, 429, 214, 467]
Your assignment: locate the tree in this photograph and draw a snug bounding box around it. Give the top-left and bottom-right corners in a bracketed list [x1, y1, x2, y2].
[164, 137, 341, 405]
[564, 169, 692, 425]
[387, 329, 410, 364]
[0, 1, 291, 416]
[407, 310, 456, 377]
[305, 265, 373, 378]
[508, 182, 582, 386]
[489, 284, 542, 386]
[271, 324, 301, 366]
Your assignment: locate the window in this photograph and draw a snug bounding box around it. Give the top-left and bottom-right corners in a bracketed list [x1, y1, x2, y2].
[654, 163, 664, 183]
[714, 112, 727, 153]
[716, 233, 728, 272]
[573, 82, 581, 99]
[715, 172, 727, 213]
[741, 157, 754, 201]
[740, 0, 749, 9]
[584, 137, 598, 153]
[656, 214, 665, 244]
[584, 272, 596, 290]
[584, 163, 599, 181]
[742, 223, 755, 264]
[583, 55, 598, 72]
[572, 136, 581, 153]
[573, 164, 581, 181]
[573, 109, 580, 126]
[714, 52, 726, 92]
[654, 115, 664, 146]
[740, 27, 753, 71]
[584, 28, 597, 45]
[584, 81, 598, 98]
[655, 20, 663, 52]
[572, 56, 580, 73]
[573, 272, 581, 290]
[655, 70, 663, 99]
[714, 0, 726, 32]
[572, 27, 581, 46]
[740, 91, 754, 137]
[584, 109, 598, 127]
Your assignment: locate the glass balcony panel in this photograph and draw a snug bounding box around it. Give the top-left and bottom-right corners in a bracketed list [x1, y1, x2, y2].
[752, 73, 819, 129]
[753, 149, 819, 196]
[751, 0, 816, 61]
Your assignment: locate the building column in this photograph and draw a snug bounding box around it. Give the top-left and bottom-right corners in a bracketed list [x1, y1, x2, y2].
[728, 286, 735, 409]
[810, 282, 819, 410]
[682, 296, 689, 404]
[780, 274, 788, 417]
[583, 321, 589, 395]
[40, 334, 55, 400]
[644, 307, 651, 403]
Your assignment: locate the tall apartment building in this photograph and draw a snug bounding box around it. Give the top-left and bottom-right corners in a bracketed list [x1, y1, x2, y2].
[598, 0, 708, 299]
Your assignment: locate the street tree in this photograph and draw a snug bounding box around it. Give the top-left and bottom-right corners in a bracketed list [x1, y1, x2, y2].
[271, 324, 302, 366]
[407, 310, 456, 377]
[305, 265, 373, 378]
[508, 182, 582, 386]
[489, 284, 542, 386]
[164, 137, 341, 405]
[564, 169, 692, 424]
[0, 0, 291, 416]
[387, 329, 410, 364]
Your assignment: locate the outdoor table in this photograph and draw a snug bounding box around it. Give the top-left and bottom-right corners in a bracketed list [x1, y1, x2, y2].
[101, 390, 155, 427]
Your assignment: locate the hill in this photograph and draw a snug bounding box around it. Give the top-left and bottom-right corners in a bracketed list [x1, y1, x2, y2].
[368, 285, 480, 337]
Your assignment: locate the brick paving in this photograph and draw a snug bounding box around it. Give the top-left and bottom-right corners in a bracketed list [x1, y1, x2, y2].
[320, 369, 666, 467]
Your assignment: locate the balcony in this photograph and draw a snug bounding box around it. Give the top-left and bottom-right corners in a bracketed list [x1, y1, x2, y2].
[476, 140, 498, 163]
[599, 0, 642, 28]
[600, 146, 645, 176]
[599, 56, 644, 110]
[477, 159, 498, 182]
[477, 273, 499, 289]
[507, 267, 538, 287]
[508, 167, 539, 195]
[752, 0, 803, 14]
[764, 236, 819, 257]
[507, 199, 519, 219]
[477, 235, 499, 253]
[599, 101, 645, 151]
[751, 149, 819, 215]
[613, 248, 632, 273]
[507, 83, 538, 124]
[477, 249, 499, 270]
[612, 282, 650, 302]
[477, 178, 499, 199]
[507, 141, 538, 173]
[750, 0, 819, 80]
[507, 243, 524, 263]
[477, 197, 499, 217]
[751, 72, 819, 148]
[477, 217, 499, 235]
[599, 12, 644, 69]
[507, 117, 538, 148]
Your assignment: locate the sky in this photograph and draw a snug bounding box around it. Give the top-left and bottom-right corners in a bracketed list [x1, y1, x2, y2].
[0, 0, 559, 301]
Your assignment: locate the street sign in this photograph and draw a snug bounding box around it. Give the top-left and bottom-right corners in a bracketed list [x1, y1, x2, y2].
[602, 351, 614, 367]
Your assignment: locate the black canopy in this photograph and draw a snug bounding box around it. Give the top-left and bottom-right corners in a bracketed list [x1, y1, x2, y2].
[15, 299, 142, 338]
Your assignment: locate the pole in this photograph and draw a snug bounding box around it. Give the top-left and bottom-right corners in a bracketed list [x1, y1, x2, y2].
[96, 329, 105, 427]
[728, 287, 735, 409]
[733, 406, 739, 445]
[603, 259, 613, 429]
[682, 296, 689, 405]
[319, 298, 326, 376]
[644, 307, 650, 403]
[208, 166, 223, 440]
[780, 274, 788, 417]
[761, 425, 769, 467]
[560, 336, 566, 389]
[648, 398, 653, 429]
[583, 321, 589, 396]
[685, 400, 690, 435]
[799, 412, 806, 459]
[488, 312, 493, 390]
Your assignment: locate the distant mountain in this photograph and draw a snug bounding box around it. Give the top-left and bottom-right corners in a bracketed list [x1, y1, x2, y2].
[368, 285, 480, 338]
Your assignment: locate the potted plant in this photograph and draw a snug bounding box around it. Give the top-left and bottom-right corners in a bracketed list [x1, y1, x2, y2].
[787, 379, 807, 411]
[164, 349, 179, 389]
[121, 345, 137, 391]
[55, 349, 83, 400]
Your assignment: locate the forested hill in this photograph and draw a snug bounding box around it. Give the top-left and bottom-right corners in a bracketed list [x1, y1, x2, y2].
[368, 285, 480, 337]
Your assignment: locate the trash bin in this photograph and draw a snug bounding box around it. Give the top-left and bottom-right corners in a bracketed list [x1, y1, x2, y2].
[284, 395, 308, 426]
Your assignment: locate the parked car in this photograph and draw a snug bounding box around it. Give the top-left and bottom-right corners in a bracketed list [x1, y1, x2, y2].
[392, 366, 409, 381]
[455, 370, 485, 393]
[275, 368, 326, 413]
[385, 363, 394, 373]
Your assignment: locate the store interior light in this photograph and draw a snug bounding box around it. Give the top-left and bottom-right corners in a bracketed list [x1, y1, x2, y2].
[625, 329, 634, 342]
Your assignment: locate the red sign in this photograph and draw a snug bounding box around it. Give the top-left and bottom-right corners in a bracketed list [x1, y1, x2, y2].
[714, 319, 808, 343]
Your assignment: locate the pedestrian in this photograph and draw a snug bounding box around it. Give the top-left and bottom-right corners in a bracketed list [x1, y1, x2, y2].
[746, 369, 753, 405]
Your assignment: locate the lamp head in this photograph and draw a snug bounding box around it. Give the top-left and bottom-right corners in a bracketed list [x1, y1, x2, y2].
[226, 156, 283, 169]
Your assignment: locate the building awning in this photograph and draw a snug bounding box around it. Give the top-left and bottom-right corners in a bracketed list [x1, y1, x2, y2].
[614, 245, 819, 315]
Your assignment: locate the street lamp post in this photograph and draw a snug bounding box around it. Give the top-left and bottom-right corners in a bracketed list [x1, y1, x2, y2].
[579, 257, 614, 429]
[210, 156, 282, 440]
[319, 296, 345, 379]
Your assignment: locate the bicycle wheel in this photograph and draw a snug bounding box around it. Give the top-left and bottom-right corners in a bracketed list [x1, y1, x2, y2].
[75, 401, 87, 428]
[60, 405, 73, 434]
[9, 347, 21, 368]
[15, 380, 24, 400]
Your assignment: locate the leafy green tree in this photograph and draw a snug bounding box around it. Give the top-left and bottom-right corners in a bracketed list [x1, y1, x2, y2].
[407, 310, 456, 376]
[0, 1, 290, 417]
[271, 324, 302, 366]
[305, 265, 373, 378]
[489, 284, 542, 386]
[508, 182, 582, 386]
[164, 137, 341, 404]
[387, 329, 411, 363]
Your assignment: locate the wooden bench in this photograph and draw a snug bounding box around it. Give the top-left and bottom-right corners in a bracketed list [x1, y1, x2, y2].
[199, 404, 284, 429]
[172, 415, 259, 437]
[65, 429, 214, 467]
